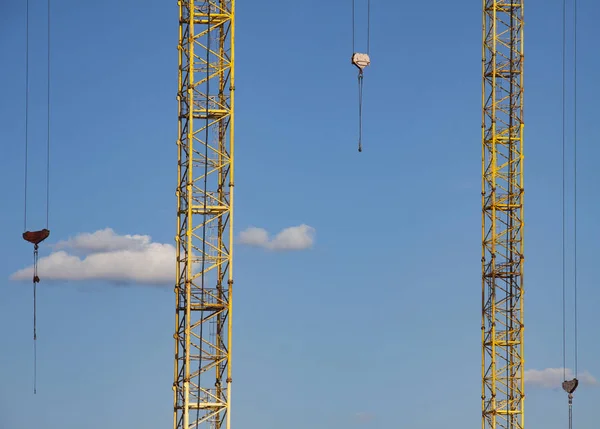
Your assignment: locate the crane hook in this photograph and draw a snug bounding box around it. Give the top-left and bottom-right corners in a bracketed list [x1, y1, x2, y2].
[351, 53, 370, 153]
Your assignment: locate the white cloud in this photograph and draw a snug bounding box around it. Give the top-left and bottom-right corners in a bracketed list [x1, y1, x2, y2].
[525, 367, 598, 389]
[11, 228, 175, 285]
[238, 227, 270, 247]
[53, 228, 151, 253]
[238, 224, 315, 251]
[11, 225, 313, 285]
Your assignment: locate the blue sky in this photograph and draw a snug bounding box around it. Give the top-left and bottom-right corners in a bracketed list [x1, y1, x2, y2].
[1, 0, 599, 428]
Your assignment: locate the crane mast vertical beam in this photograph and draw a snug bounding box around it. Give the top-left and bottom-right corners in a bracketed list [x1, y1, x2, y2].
[174, 1, 235, 429]
[482, 2, 524, 429]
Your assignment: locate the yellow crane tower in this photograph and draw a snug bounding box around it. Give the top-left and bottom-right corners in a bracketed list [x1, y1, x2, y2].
[173, 2, 235, 429]
[172, 2, 529, 429]
[481, 2, 525, 429]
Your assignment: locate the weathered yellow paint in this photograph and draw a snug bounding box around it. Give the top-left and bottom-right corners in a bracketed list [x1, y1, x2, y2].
[174, 2, 235, 429]
[482, 2, 525, 429]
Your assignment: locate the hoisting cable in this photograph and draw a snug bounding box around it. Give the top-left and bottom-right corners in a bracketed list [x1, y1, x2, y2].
[367, 0, 370, 55]
[351, 0, 371, 152]
[24, 0, 30, 234]
[357, 72, 364, 152]
[573, 0, 579, 386]
[46, 0, 52, 231]
[560, 0, 580, 427]
[22, 0, 52, 395]
[561, 0, 567, 389]
[352, 0, 355, 53]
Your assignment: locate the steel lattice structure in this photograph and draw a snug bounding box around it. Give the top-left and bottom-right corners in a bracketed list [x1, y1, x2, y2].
[481, 2, 525, 429]
[174, 2, 235, 429]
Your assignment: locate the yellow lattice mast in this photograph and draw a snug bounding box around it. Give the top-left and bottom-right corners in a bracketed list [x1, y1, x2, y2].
[481, 2, 524, 429]
[174, 1, 235, 429]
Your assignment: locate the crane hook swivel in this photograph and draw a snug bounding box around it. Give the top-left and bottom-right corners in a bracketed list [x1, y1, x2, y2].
[351, 53, 370, 154]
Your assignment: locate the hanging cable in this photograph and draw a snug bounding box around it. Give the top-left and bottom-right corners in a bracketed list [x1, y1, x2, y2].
[33, 245, 38, 394]
[46, 0, 51, 230]
[573, 0, 579, 382]
[367, 0, 370, 55]
[352, 0, 355, 53]
[22, 0, 53, 395]
[561, 1, 580, 428]
[561, 0, 567, 385]
[357, 72, 364, 152]
[24, 0, 36, 396]
[24, 0, 30, 232]
[351, 0, 371, 152]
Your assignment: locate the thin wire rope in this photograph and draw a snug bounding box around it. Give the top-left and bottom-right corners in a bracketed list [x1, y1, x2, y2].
[352, 0, 370, 54]
[352, 0, 355, 52]
[46, 0, 51, 229]
[573, 0, 579, 380]
[561, 0, 567, 383]
[33, 248, 38, 395]
[367, 0, 370, 55]
[358, 73, 363, 152]
[24, 0, 30, 232]
[353, 0, 369, 152]
[24, 0, 38, 396]
[569, 399, 573, 429]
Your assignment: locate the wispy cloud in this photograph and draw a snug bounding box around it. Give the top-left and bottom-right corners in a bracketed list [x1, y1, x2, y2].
[11, 225, 314, 285]
[525, 367, 597, 389]
[11, 228, 174, 285]
[238, 224, 315, 251]
[53, 228, 151, 253]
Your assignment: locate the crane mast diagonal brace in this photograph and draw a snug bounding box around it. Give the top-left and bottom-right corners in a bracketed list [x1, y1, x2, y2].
[481, 2, 525, 429]
[174, 2, 235, 429]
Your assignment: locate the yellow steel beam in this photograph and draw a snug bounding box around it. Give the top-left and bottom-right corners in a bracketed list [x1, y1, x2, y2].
[174, 1, 235, 429]
[482, 2, 525, 429]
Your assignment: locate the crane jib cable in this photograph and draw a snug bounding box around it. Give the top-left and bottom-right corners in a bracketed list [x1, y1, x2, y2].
[22, 0, 52, 395]
[351, 0, 371, 152]
[560, 1, 580, 429]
